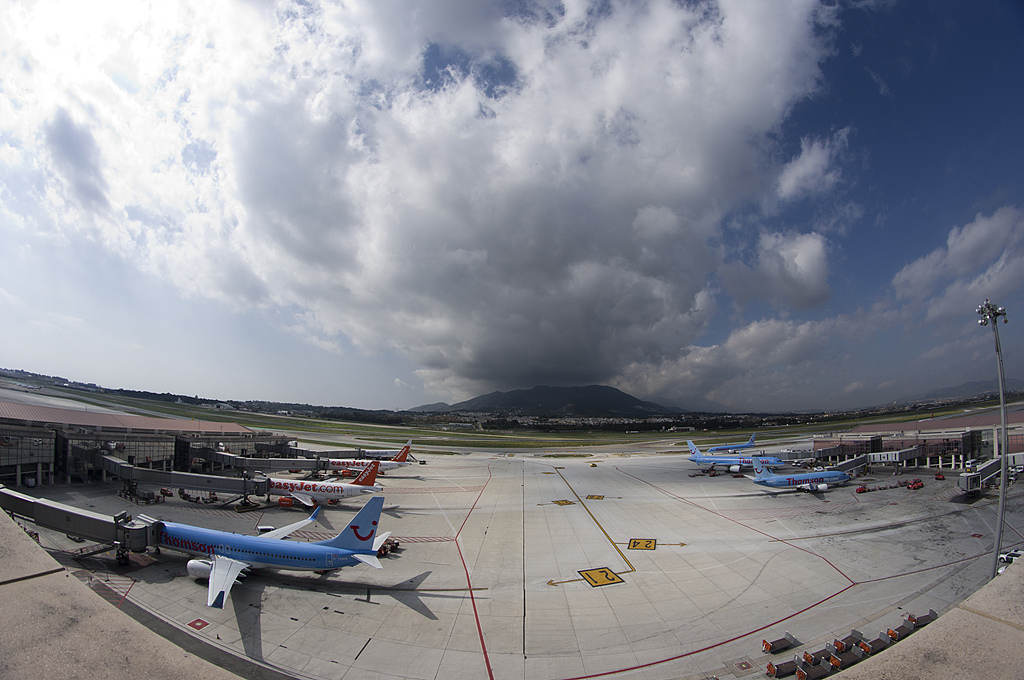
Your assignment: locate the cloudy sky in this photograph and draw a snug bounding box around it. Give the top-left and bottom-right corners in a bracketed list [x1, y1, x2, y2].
[2, 0, 1023, 413]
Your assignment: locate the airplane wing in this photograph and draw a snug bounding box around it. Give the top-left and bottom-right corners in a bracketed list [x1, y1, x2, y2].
[261, 507, 321, 540]
[288, 492, 316, 508]
[207, 554, 249, 608]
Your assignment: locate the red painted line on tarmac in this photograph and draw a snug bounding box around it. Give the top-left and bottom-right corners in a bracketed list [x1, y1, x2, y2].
[561, 583, 857, 680]
[574, 466, 998, 680]
[854, 550, 987, 584]
[454, 464, 495, 680]
[117, 579, 136, 609]
[548, 467, 868, 680]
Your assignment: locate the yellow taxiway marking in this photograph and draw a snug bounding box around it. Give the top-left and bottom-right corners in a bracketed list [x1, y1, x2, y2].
[579, 567, 625, 587]
[586, 494, 604, 500]
[628, 538, 657, 550]
[615, 540, 686, 547]
[538, 467, 636, 587]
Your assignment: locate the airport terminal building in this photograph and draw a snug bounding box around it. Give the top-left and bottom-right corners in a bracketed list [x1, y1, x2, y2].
[0, 400, 291, 488]
[811, 409, 1024, 470]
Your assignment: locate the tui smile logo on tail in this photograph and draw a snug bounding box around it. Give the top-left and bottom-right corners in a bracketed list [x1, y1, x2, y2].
[350, 520, 377, 542]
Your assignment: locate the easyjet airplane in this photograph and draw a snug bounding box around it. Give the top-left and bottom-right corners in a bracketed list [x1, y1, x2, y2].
[325, 440, 412, 475]
[267, 460, 382, 507]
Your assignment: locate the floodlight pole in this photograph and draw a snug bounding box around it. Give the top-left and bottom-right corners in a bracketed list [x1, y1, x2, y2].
[977, 299, 1009, 580]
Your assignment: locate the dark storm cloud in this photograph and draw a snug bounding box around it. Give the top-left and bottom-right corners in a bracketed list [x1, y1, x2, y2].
[211, 0, 843, 403]
[44, 108, 109, 212]
[13, 1, 1021, 412]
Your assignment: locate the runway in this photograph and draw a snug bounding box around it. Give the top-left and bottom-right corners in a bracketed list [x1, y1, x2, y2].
[29, 449, 1019, 680]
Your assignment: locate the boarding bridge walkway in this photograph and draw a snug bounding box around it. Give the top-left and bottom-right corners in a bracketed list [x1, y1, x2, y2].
[83, 449, 272, 497]
[958, 453, 1024, 494]
[828, 448, 923, 474]
[0, 484, 153, 563]
[191, 445, 391, 474]
[199, 447, 321, 472]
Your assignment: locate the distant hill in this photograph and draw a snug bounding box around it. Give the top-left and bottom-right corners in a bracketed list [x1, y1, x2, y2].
[918, 379, 1024, 402]
[409, 402, 451, 413]
[413, 385, 679, 418]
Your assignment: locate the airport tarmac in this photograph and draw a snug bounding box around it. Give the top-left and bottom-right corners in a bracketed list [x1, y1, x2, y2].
[24, 450, 1022, 680]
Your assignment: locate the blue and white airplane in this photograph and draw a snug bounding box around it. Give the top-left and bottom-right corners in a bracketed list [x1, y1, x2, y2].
[750, 457, 850, 492]
[707, 433, 757, 453]
[157, 495, 390, 608]
[687, 440, 783, 473]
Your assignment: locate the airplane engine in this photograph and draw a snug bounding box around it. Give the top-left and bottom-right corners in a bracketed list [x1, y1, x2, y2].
[187, 559, 213, 580]
[729, 465, 741, 473]
[816, 484, 829, 492]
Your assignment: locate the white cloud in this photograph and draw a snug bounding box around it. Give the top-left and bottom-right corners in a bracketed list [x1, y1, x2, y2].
[2, 0, 886, 406]
[0, 287, 21, 307]
[617, 316, 847, 411]
[776, 127, 850, 202]
[892, 207, 1024, 321]
[721, 231, 831, 310]
[844, 381, 865, 394]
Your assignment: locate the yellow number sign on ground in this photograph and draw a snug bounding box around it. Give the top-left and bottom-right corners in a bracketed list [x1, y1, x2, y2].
[627, 538, 657, 550]
[578, 567, 625, 587]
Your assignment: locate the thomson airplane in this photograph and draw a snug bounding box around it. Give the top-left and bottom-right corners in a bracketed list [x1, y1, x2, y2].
[156, 496, 390, 608]
[751, 456, 850, 492]
[687, 440, 783, 473]
[326, 440, 412, 475]
[268, 461, 382, 507]
[707, 433, 757, 453]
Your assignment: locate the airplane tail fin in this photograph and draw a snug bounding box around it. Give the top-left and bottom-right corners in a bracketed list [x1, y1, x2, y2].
[687, 440, 701, 457]
[751, 457, 774, 480]
[315, 495, 385, 552]
[748, 433, 756, 446]
[351, 460, 380, 486]
[391, 440, 412, 463]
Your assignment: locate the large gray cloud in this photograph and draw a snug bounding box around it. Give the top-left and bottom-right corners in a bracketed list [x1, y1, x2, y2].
[204, 0, 841, 402]
[3, 0, 887, 407]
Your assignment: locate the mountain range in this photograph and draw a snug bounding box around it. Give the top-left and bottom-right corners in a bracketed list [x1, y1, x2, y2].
[918, 379, 1024, 401]
[414, 379, 1024, 418]
[4, 367, 1019, 419]
[411, 385, 680, 418]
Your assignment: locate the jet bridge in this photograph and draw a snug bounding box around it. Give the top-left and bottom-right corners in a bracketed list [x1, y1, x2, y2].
[871, 447, 922, 464]
[190, 447, 323, 473]
[827, 448, 923, 475]
[958, 453, 1024, 494]
[81, 448, 270, 497]
[0, 484, 157, 563]
[832, 455, 870, 474]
